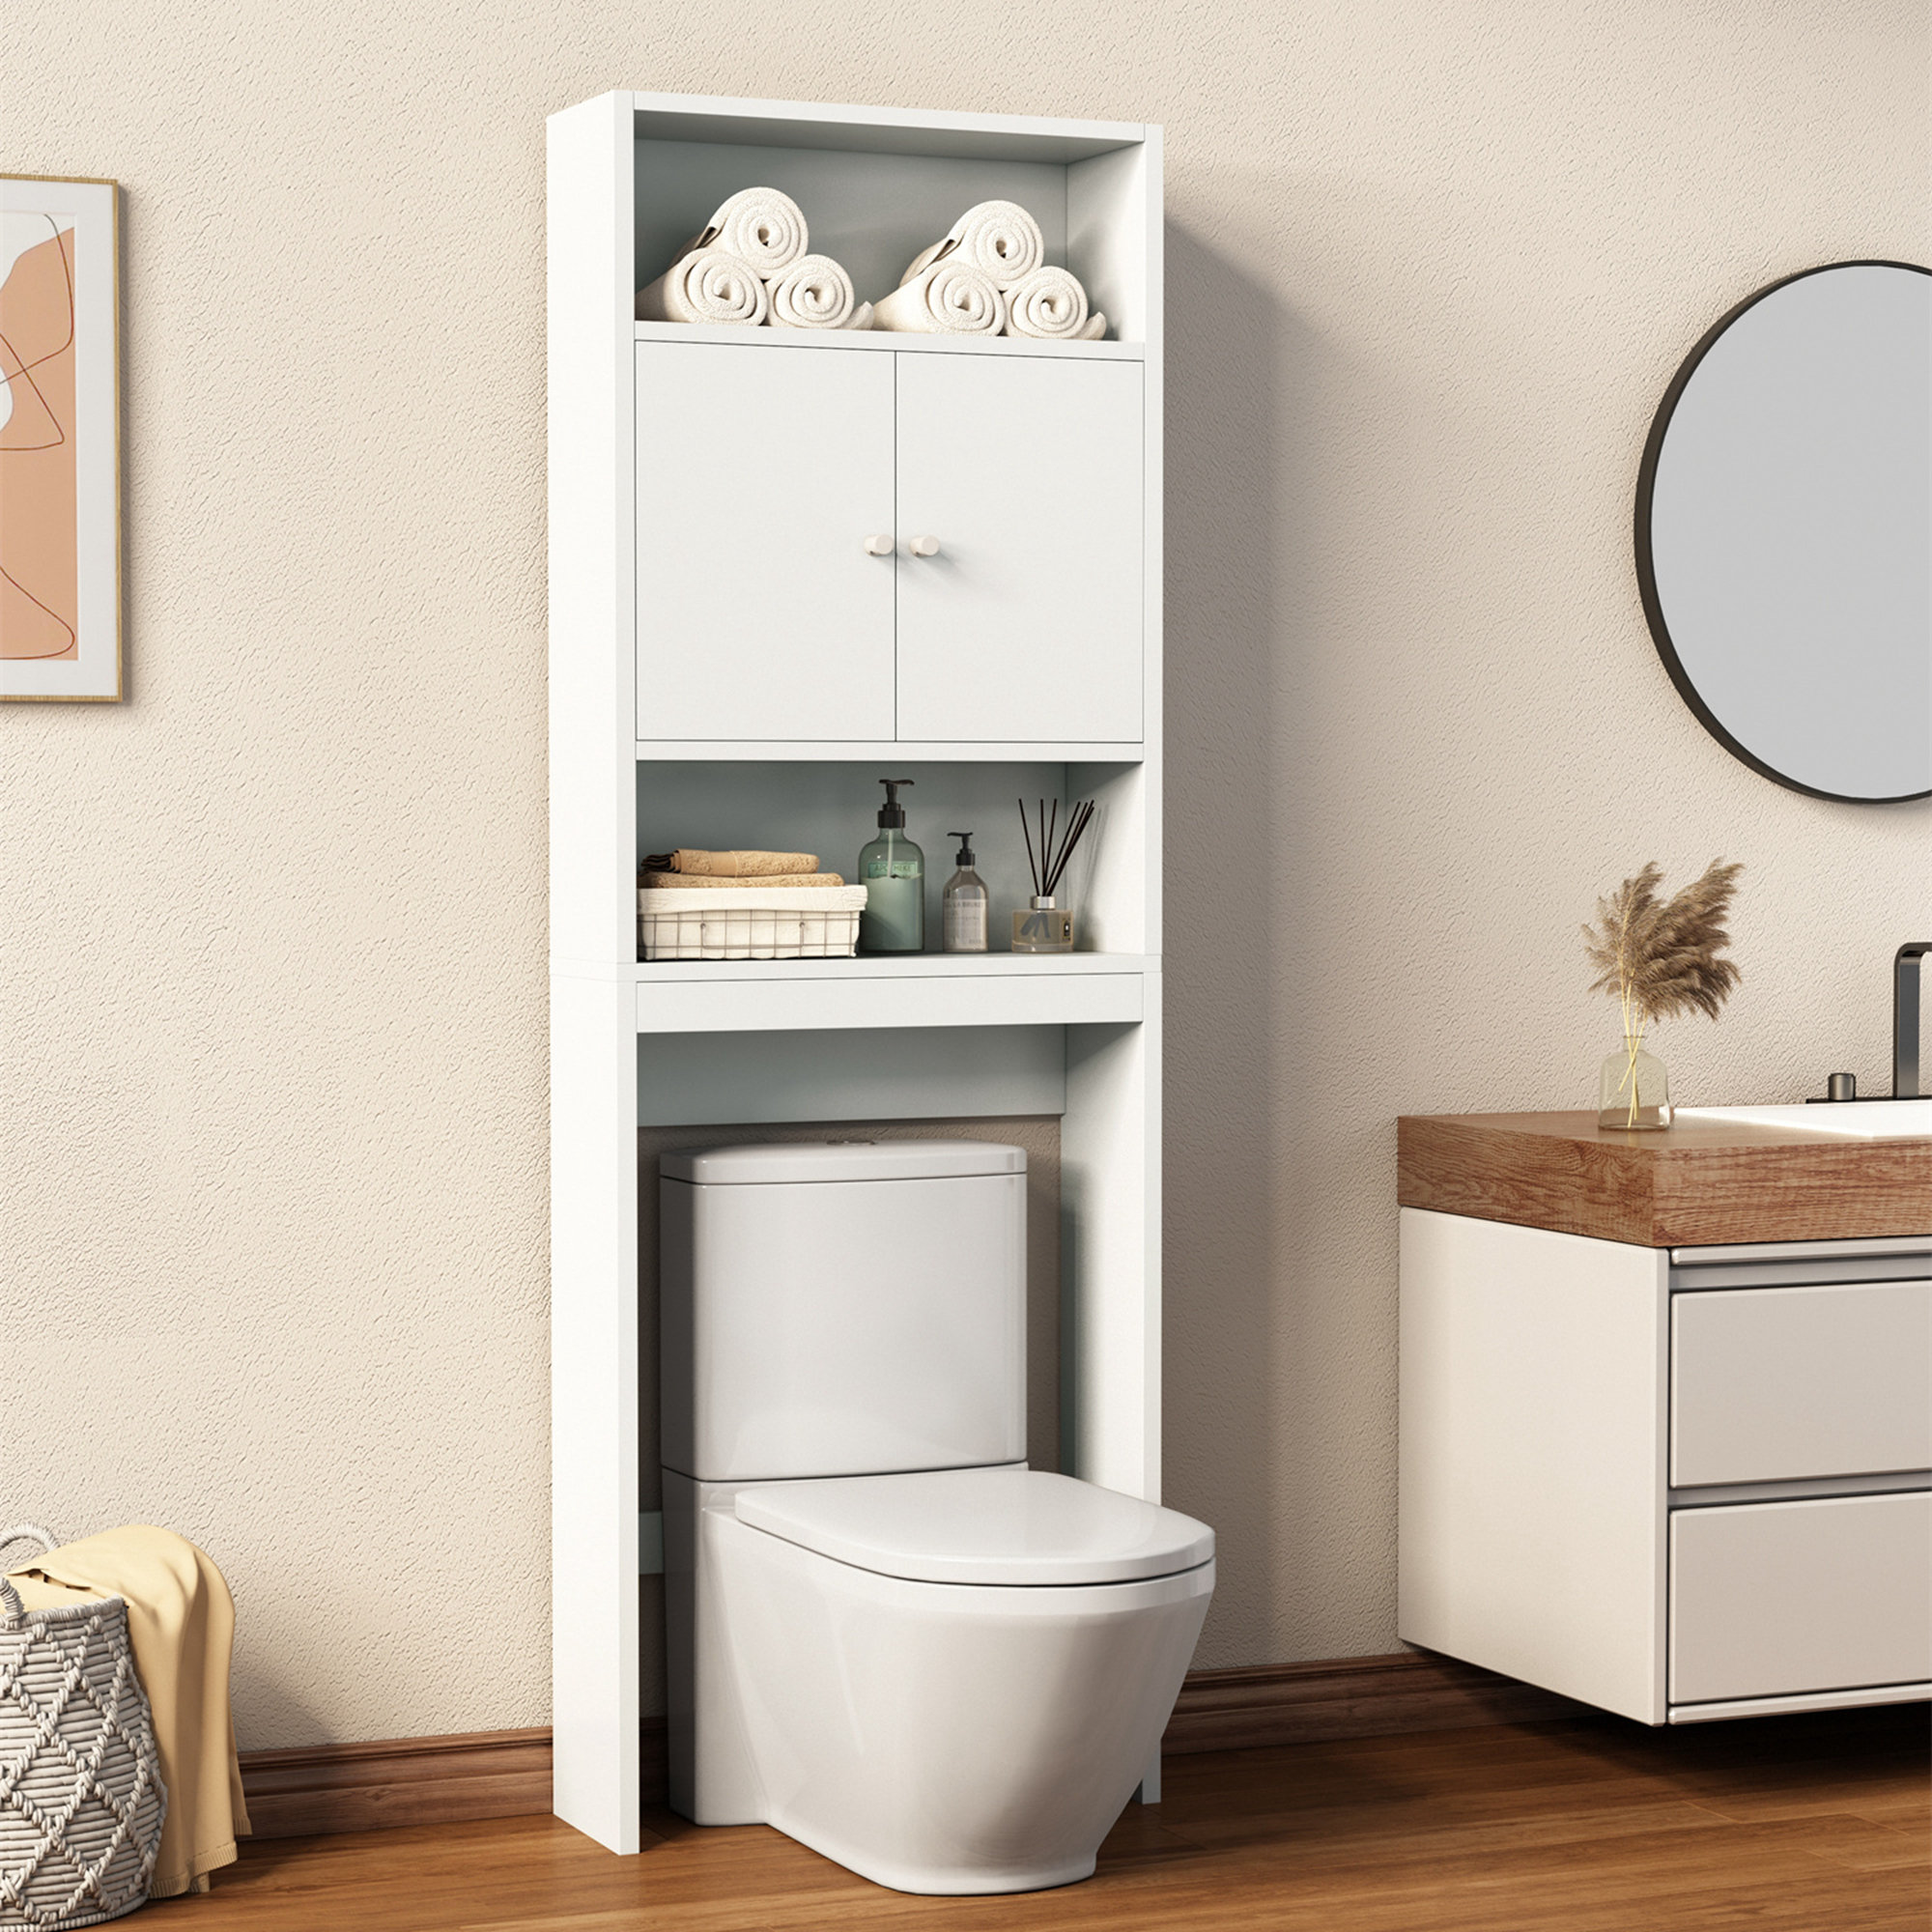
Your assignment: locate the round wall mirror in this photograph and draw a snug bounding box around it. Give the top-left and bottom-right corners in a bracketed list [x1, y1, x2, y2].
[1635, 261, 1930, 804]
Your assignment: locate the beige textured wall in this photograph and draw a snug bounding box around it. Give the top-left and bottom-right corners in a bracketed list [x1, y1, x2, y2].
[4, 3, 1925, 1747]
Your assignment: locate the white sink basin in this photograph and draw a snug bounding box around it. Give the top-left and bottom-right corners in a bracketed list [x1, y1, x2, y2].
[1673, 1100, 1932, 1138]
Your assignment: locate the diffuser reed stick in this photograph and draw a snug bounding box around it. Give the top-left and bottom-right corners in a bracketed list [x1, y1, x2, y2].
[1018, 797, 1097, 898]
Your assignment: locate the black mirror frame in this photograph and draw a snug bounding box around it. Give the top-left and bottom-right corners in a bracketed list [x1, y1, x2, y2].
[1633, 258, 1932, 806]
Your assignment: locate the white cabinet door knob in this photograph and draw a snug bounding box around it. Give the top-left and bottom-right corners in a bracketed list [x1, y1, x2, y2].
[863, 534, 894, 556]
[909, 534, 941, 557]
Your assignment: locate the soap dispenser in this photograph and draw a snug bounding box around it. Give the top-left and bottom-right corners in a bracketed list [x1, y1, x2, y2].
[858, 779, 924, 953]
[942, 832, 989, 953]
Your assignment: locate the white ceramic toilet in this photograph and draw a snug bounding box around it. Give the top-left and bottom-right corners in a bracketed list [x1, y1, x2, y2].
[660, 1139, 1214, 1895]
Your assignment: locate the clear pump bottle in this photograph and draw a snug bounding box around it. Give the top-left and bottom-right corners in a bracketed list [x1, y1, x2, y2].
[858, 779, 924, 953]
[942, 832, 989, 953]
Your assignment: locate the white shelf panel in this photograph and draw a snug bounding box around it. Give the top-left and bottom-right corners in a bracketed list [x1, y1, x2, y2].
[634, 322, 1143, 361]
[636, 739, 1144, 763]
[635, 954, 1150, 1033]
[629, 91, 1144, 164]
[636, 952, 1151, 980]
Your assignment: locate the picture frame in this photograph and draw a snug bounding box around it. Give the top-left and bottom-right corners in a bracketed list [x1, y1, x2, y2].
[2, 173, 122, 701]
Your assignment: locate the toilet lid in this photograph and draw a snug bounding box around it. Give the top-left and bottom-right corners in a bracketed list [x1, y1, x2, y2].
[733, 1466, 1214, 1586]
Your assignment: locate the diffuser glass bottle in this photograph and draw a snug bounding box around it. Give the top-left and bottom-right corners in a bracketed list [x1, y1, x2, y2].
[858, 779, 924, 953]
[1013, 798, 1094, 954]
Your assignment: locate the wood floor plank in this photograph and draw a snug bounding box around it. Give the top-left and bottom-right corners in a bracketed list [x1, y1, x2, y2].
[179, 1707, 1928, 1931]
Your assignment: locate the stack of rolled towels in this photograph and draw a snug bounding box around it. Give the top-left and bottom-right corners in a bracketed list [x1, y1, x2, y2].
[872, 201, 1106, 341]
[640, 848, 845, 889]
[635, 188, 873, 331]
[635, 191, 1107, 341]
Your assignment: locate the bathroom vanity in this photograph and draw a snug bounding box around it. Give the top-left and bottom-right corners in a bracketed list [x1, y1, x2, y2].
[1397, 1110, 1931, 1725]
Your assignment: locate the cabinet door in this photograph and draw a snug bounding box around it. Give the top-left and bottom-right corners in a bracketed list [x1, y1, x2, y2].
[895, 355, 1143, 744]
[635, 343, 895, 741]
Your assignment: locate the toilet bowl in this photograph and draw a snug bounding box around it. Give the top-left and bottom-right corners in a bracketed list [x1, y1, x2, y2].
[660, 1141, 1215, 1894]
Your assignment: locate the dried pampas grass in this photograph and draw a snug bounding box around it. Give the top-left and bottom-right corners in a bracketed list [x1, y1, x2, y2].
[1584, 858, 1743, 1040]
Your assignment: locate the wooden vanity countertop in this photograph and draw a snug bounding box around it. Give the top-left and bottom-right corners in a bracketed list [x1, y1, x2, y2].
[1397, 1110, 1932, 1249]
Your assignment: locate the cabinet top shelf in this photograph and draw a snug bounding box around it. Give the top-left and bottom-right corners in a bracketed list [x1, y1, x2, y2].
[634, 323, 1145, 361]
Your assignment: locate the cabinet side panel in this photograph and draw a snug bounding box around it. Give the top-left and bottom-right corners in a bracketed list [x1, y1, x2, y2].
[1399, 1208, 1666, 1722]
[1064, 998, 1159, 1500]
[551, 972, 641, 1848]
[549, 95, 635, 965]
[1066, 139, 1149, 348]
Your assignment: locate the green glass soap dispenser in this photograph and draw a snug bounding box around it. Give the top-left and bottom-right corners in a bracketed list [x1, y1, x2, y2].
[858, 779, 924, 953]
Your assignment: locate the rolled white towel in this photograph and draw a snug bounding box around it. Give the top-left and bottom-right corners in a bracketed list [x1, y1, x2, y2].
[869, 258, 1007, 336]
[901, 201, 1043, 290]
[676, 185, 809, 280]
[1078, 311, 1108, 341]
[635, 248, 770, 327]
[766, 253, 858, 329]
[1005, 266, 1089, 340]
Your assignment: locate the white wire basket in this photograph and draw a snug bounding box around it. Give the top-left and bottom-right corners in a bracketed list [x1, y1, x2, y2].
[638, 886, 869, 961]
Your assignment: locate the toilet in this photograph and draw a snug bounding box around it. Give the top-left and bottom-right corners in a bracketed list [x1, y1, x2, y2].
[660, 1139, 1215, 1895]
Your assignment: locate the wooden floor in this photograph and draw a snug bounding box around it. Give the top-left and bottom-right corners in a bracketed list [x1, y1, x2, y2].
[178, 1705, 1926, 1930]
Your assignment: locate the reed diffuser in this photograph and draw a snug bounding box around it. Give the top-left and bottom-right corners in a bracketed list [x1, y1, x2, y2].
[1013, 798, 1095, 953]
[1582, 859, 1743, 1129]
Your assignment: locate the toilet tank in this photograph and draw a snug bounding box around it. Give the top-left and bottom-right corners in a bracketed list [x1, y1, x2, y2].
[660, 1141, 1027, 1484]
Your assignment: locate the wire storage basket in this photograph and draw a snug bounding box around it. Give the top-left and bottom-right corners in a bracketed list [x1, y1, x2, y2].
[0, 1525, 166, 1930]
[638, 886, 869, 961]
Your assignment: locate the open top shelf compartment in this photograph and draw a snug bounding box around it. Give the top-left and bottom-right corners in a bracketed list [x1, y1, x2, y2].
[629, 91, 1157, 347]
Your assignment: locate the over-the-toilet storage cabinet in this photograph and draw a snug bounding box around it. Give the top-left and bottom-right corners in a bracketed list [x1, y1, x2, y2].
[549, 92, 1164, 1854]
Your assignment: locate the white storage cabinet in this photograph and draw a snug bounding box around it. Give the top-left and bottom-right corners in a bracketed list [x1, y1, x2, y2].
[638, 347, 1144, 744]
[550, 90, 1165, 1854]
[1399, 1209, 1932, 1724]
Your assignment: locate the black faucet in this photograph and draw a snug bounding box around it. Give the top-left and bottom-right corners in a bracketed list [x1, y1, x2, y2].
[1896, 942, 1929, 1099]
[1815, 942, 1928, 1102]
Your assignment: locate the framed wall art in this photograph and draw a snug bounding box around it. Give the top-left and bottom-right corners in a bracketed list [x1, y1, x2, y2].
[2, 174, 121, 700]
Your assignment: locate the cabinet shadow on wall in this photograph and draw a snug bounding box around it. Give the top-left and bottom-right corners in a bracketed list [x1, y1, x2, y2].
[1160, 221, 1305, 1649]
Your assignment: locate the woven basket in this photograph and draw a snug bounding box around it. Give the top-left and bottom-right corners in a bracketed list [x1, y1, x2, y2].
[638, 885, 868, 960]
[0, 1526, 166, 1930]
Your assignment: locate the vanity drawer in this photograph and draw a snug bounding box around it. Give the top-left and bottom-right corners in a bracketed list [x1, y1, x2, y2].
[1670, 1278, 1932, 1487]
[1670, 1492, 1932, 1706]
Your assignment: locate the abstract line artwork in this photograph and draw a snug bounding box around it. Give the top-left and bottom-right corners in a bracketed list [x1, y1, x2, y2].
[2, 176, 120, 700]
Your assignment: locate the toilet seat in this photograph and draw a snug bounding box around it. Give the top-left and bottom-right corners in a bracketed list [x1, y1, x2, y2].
[734, 1465, 1213, 1587]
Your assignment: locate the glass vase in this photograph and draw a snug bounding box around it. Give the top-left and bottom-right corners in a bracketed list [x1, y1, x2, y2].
[1598, 1037, 1671, 1130]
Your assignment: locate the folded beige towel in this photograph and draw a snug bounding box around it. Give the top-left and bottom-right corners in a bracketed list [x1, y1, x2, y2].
[9, 1526, 249, 1898]
[676, 185, 809, 280]
[767, 253, 858, 329]
[641, 871, 843, 890]
[871, 257, 1007, 336]
[636, 247, 768, 326]
[902, 201, 1043, 291]
[1006, 266, 1090, 340]
[645, 848, 819, 877]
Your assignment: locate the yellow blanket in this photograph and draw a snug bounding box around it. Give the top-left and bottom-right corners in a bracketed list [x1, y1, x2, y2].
[8, 1526, 250, 1898]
